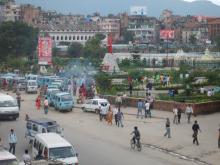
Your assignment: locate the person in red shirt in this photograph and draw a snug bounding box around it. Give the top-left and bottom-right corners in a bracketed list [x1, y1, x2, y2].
[35, 95, 41, 110]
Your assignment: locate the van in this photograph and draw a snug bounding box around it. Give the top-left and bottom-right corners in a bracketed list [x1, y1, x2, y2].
[0, 146, 20, 165]
[32, 133, 79, 165]
[26, 80, 38, 94]
[25, 118, 64, 144]
[46, 89, 60, 106]
[54, 92, 74, 112]
[0, 93, 19, 120]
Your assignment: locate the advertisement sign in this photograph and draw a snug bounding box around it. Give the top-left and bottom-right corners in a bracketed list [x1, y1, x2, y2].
[160, 30, 175, 39]
[38, 37, 52, 65]
[130, 6, 147, 16]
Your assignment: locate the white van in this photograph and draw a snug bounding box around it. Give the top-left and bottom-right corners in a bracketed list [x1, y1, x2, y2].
[32, 133, 79, 165]
[26, 80, 38, 94]
[0, 93, 19, 120]
[0, 146, 20, 165]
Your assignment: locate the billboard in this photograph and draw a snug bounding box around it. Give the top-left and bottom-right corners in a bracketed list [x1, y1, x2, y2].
[38, 37, 52, 65]
[130, 6, 147, 16]
[160, 30, 175, 39]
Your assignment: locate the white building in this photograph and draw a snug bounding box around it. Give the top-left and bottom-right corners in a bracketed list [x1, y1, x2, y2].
[2, 0, 20, 22]
[39, 24, 106, 46]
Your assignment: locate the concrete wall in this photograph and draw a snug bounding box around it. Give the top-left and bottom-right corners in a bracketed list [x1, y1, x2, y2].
[100, 95, 220, 115]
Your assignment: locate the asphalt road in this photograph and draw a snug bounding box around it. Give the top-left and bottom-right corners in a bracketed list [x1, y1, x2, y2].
[0, 91, 199, 165]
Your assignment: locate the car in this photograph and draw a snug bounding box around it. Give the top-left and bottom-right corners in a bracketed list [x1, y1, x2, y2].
[0, 93, 19, 120]
[0, 146, 20, 165]
[26, 80, 38, 94]
[82, 98, 110, 114]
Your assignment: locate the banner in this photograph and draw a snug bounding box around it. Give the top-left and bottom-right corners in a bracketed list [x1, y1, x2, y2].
[38, 37, 52, 65]
[160, 30, 175, 39]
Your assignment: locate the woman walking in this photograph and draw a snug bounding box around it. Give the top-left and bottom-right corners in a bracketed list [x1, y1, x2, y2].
[107, 107, 113, 125]
[35, 95, 41, 110]
[164, 118, 171, 138]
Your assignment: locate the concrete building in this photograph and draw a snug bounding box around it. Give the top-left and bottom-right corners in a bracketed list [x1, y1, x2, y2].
[20, 4, 41, 26]
[98, 18, 120, 41]
[1, 0, 20, 22]
[39, 24, 105, 46]
[207, 17, 220, 41]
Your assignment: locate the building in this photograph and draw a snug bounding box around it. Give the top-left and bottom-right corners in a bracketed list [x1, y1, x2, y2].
[20, 4, 41, 26]
[128, 15, 159, 44]
[39, 24, 106, 46]
[207, 17, 220, 41]
[98, 18, 120, 41]
[1, 0, 20, 22]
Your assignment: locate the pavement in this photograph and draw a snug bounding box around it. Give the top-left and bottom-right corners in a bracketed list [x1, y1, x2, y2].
[0, 90, 220, 165]
[75, 102, 220, 165]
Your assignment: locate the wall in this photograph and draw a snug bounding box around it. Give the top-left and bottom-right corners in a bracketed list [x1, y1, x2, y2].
[101, 95, 220, 115]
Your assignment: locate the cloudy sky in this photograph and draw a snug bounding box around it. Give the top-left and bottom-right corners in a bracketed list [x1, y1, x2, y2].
[185, 0, 220, 5]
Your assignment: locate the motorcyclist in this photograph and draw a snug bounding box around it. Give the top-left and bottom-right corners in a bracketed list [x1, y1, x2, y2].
[131, 126, 141, 145]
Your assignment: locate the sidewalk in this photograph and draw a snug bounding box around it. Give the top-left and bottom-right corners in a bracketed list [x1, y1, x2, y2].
[75, 102, 220, 165]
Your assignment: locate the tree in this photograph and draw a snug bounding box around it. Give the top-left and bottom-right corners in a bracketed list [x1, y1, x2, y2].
[68, 42, 83, 58]
[0, 21, 38, 60]
[95, 33, 106, 41]
[95, 73, 111, 94]
[214, 33, 220, 51]
[121, 29, 134, 44]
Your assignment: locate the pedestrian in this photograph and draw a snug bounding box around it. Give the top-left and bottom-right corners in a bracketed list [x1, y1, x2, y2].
[99, 103, 108, 121]
[137, 99, 143, 119]
[8, 129, 17, 154]
[16, 92, 21, 110]
[107, 107, 113, 125]
[177, 108, 182, 124]
[113, 106, 118, 125]
[43, 97, 49, 114]
[35, 95, 41, 110]
[35, 150, 43, 160]
[25, 114, 29, 121]
[117, 109, 124, 127]
[164, 118, 171, 138]
[192, 120, 201, 145]
[185, 105, 193, 124]
[218, 125, 220, 149]
[173, 106, 178, 124]
[115, 95, 122, 110]
[22, 149, 31, 164]
[144, 101, 150, 118]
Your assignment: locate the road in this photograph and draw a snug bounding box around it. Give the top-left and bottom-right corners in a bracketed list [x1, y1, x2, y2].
[0, 91, 199, 165]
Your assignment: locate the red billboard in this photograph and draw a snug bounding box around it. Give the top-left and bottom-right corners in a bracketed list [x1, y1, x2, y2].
[160, 30, 175, 39]
[38, 37, 52, 65]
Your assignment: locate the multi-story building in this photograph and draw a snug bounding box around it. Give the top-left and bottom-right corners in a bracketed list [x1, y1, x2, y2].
[1, 0, 20, 22]
[20, 4, 41, 26]
[207, 17, 220, 41]
[98, 18, 120, 41]
[128, 15, 159, 44]
[39, 24, 105, 46]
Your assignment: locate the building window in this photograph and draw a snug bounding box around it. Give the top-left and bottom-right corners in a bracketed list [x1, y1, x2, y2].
[89, 36, 91, 39]
[57, 36, 59, 40]
[52, 36, 55, 40]
[65, 36, 67, 40]
[85, 36, 87, 40]
[81, 36, 83, 40]
[73, 36, 75, 40]
[61, 36, 63, 40]
[69, 36, 72, 40]
[77, 36, 79, 40]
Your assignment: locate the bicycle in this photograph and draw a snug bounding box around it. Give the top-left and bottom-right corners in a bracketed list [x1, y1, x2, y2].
[130, 138, 142, 151]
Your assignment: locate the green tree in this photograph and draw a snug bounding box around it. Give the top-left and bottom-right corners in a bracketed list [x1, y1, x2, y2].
[121, 29, 134, 44]
[95, 33, 106, 41]
[95, 73, 111, 94]
[68, 42, 83, 58]
[0, 21, 38, 60]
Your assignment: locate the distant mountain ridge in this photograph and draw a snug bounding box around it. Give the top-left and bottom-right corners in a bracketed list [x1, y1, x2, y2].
[15, 0, 220, 17]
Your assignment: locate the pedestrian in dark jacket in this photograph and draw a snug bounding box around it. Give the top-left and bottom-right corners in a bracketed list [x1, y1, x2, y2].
[116, 109, 124, 127]
[164, 118, 171, 138]
[177, 108, 182, 124]
[192, 120, 201, 145]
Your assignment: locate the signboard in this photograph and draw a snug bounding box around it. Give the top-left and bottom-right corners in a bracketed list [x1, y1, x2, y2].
[130, 6, 147, 16]
[160, 30, 175, 39]
[38, 37, 52, 65]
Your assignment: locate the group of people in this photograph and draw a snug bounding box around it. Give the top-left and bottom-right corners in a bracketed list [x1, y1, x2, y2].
[136, 96, 154, 119]
[99, 104, 124, 128]
[160, 74, 170, 86]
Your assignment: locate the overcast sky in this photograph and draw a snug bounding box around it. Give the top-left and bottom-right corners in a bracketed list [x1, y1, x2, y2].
[185, 0, 220, 5]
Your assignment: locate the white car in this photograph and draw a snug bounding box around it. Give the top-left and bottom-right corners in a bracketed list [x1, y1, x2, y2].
[82, 98, 110, 113]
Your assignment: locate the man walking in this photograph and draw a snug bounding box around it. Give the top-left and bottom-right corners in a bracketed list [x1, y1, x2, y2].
[173, 106, 178, 124]
[177, 108, 182, 124]
[164, 118, 171, 138]
[8, 129, 17, 154]
[113, 106, 118, 125]
[43, 97, 49, 114]
[137, 99, 143, 119]
[144, 101, 150, 118]
[185, 105, 193, 123]
[192, 120, 201, 145]
[16, 92, 21, 110]
[117, 109, 124, 127]
[115, 95, 122, 110]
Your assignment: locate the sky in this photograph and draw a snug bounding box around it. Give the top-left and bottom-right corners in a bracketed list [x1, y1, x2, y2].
[185, 0, 220, 5]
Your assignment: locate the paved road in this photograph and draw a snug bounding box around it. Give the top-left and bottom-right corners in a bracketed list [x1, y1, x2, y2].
[0, 91, 199, 165]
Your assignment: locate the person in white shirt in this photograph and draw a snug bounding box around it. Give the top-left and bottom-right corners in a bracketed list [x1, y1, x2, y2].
[113, 106, 119, 125]
[185, 105, 193, 124]
[22, 149, 31, 164]
[8, 129, 17, 154]
[200, 87, 205, 94]
[144, 101, 150, 118]
[173, 106, 178, 124]
[44, 97, 49, 114]
[207, 90, 212, 97]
